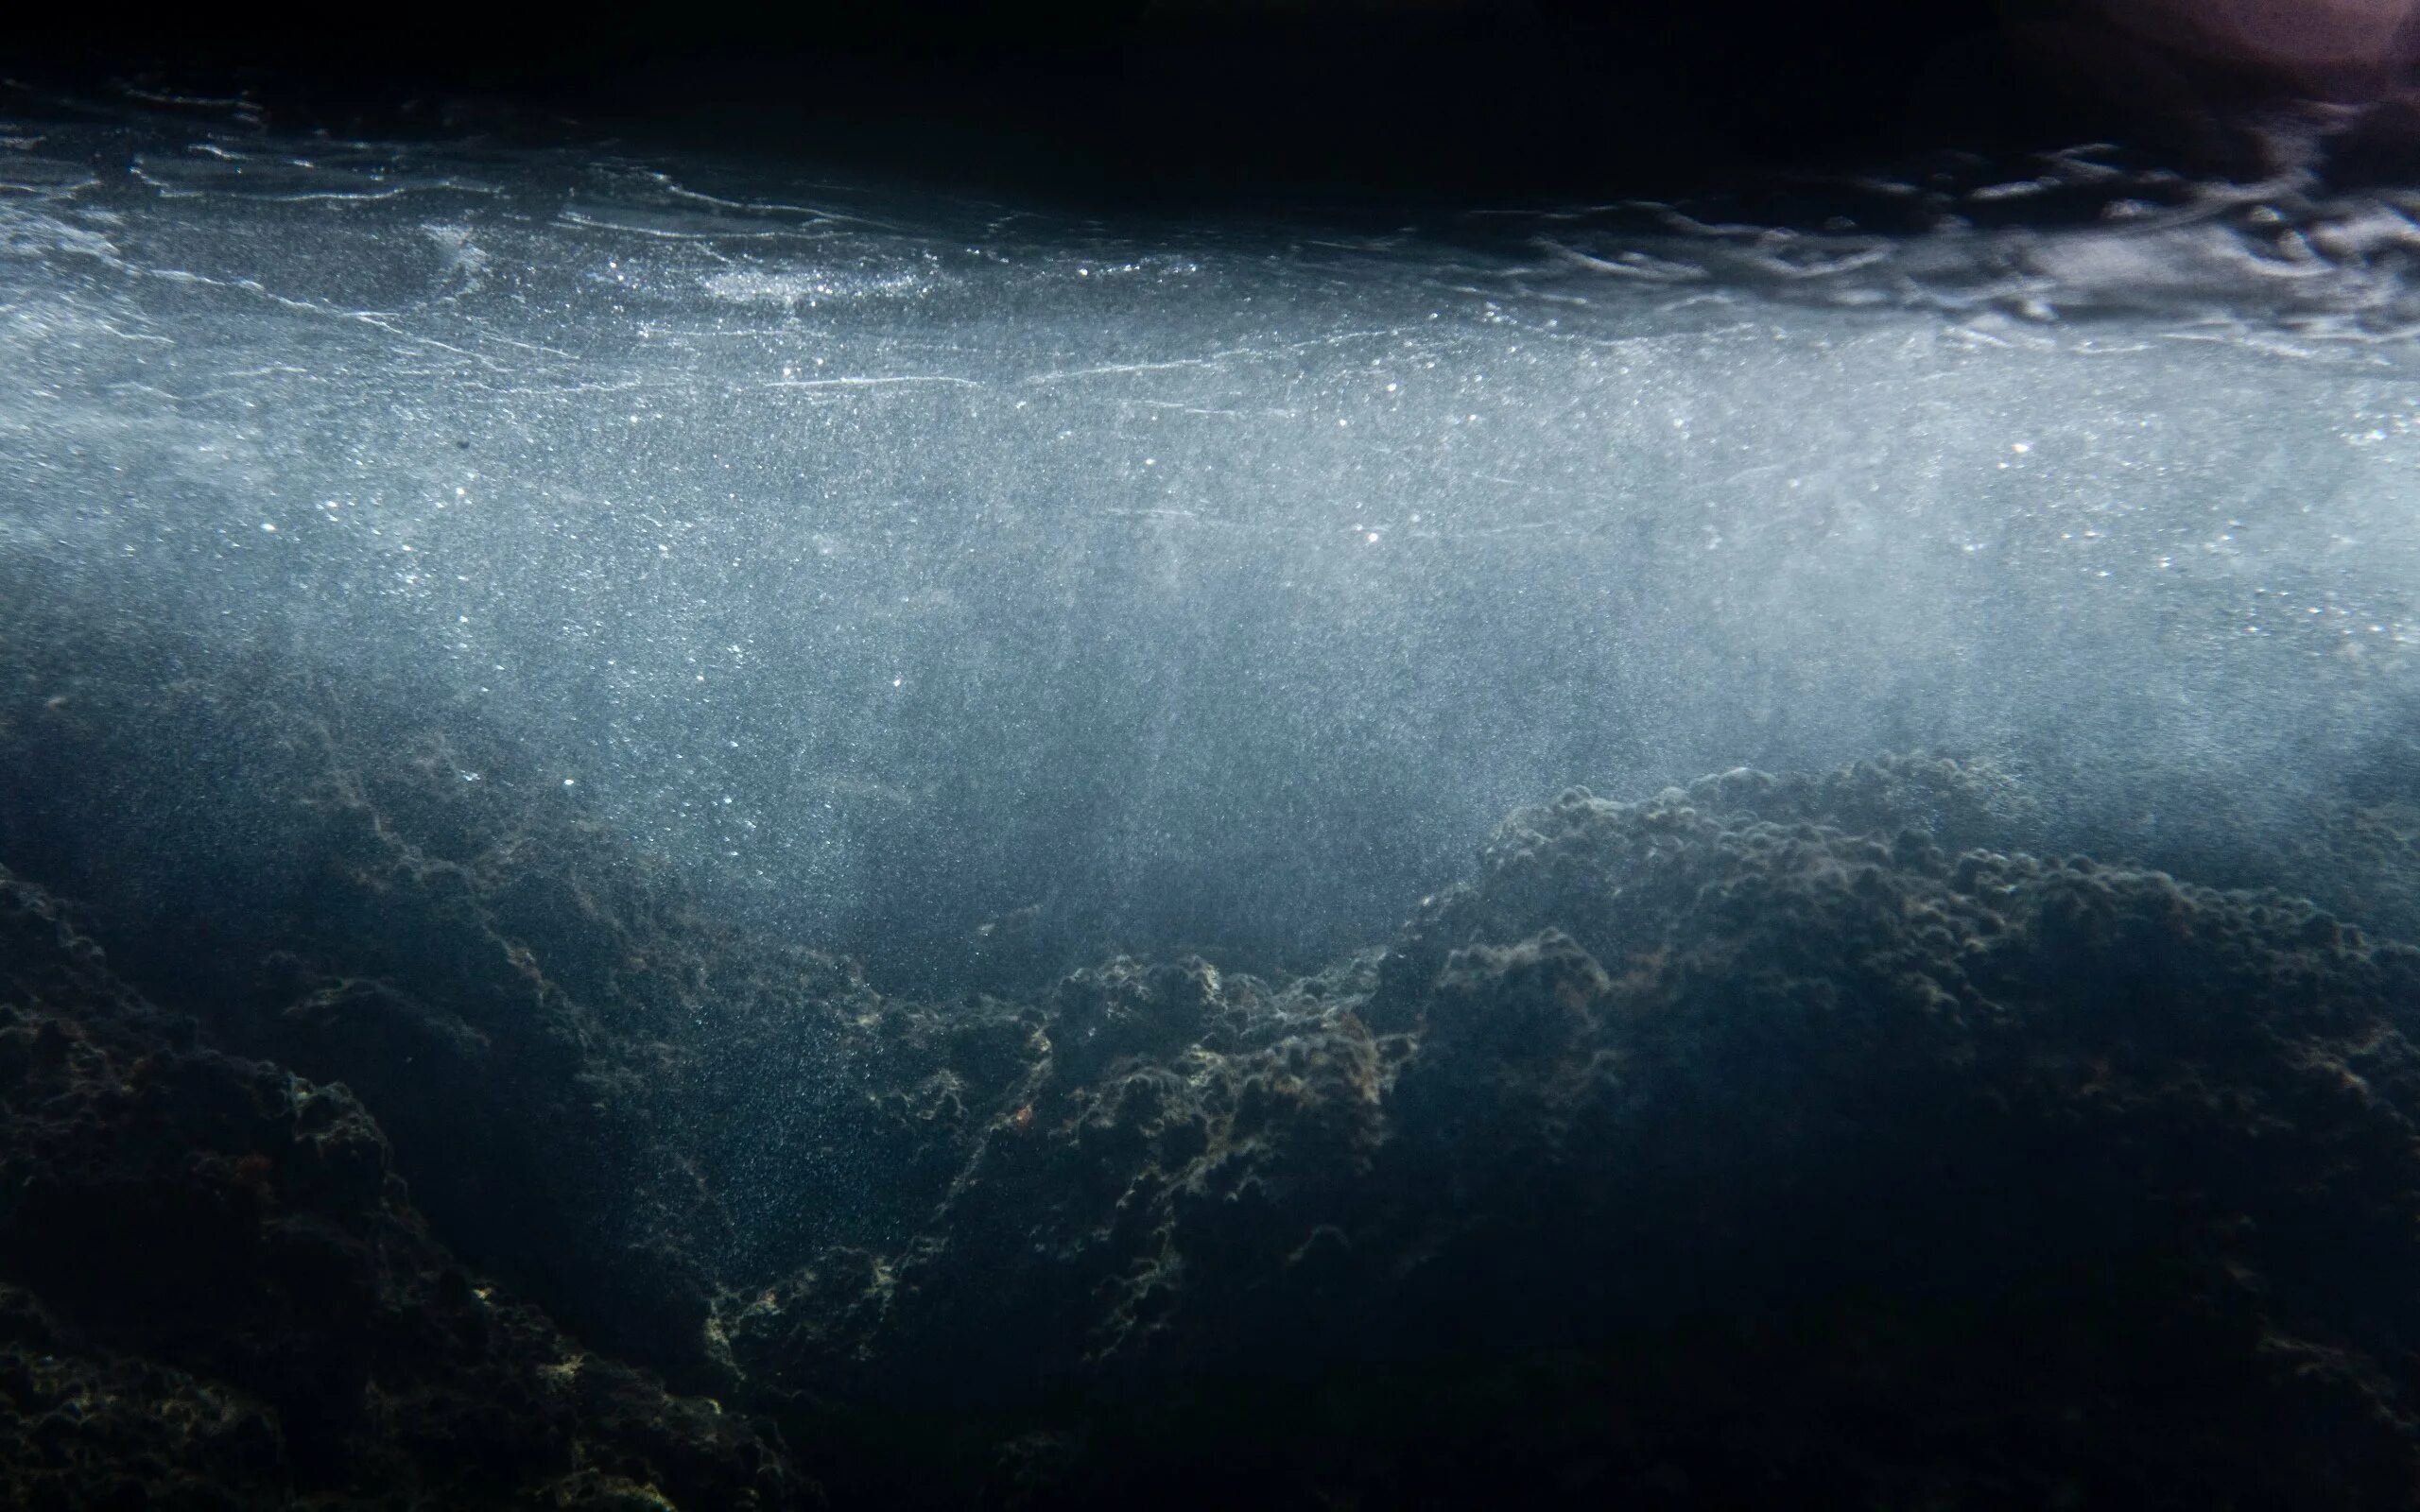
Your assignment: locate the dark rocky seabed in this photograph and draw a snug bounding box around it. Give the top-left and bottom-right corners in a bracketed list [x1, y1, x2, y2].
[1, 595, 2417, 1510]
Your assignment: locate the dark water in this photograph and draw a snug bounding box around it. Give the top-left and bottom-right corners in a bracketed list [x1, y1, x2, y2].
[2, 84, 2418, 1510]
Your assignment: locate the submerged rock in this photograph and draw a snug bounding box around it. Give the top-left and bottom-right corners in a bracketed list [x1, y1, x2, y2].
[6, 611, 2420, 1507]
[731, 778, 2420, 1508]
[0, 866, 807, 1510]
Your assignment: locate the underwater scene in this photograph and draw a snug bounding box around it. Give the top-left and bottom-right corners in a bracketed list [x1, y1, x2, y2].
[3, 33, 2420, 1512]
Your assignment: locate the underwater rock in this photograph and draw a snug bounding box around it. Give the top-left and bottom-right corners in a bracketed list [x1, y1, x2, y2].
[0, 608, 769, 1385]
[728, 779, 2420, 1508]
[0, 865, 808, 1510]
[8, 595, 2420, 1507]
[1669, 747, 2420, 948]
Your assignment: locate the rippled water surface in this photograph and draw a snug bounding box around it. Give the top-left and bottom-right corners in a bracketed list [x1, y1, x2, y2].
[4, 96, 2415, 974]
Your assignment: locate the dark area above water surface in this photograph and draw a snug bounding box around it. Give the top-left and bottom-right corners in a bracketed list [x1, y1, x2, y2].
[9, 1, 2420, 207]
